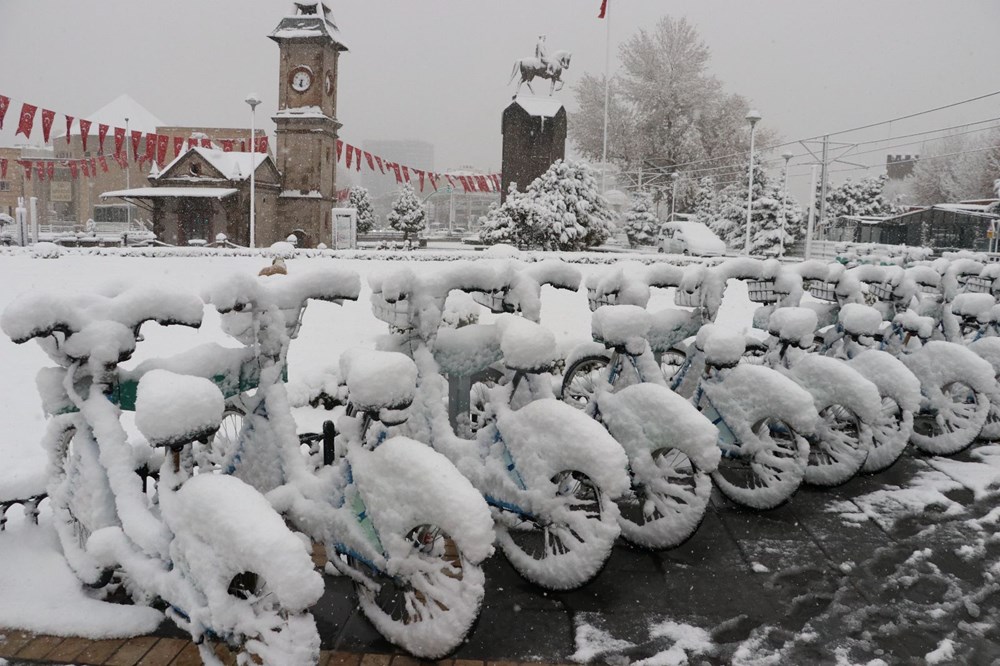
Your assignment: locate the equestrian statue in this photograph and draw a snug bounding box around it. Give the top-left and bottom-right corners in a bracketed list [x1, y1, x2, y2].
[509, 34, 572, 98]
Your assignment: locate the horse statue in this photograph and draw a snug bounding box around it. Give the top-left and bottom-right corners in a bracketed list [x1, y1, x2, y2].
[509, 50, 572, 98]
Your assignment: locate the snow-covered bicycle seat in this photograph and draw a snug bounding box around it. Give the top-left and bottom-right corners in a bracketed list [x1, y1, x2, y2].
[951, 293, 995, 321]
[894, 311, 935, 339]
[767, 307, 817, 348]
[61, 321, 137, 365]
[433, 324, 502, 376]
[647, 308, 700, 354]
[592, 305, 651, 354]
[838, 303, 884, 338]
[694, 324, 745, 368]
[496, 315, 559, 373]
[340, 349, 417, 412]
[135, 370, 224, 449]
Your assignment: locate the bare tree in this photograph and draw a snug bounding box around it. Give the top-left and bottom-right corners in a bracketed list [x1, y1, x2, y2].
[905, 130, 1000, 205]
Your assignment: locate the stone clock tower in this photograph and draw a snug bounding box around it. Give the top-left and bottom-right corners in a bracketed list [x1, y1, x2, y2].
[268, 1, 347, 247]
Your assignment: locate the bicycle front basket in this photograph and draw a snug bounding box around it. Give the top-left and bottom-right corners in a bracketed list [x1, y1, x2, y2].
[673, 288, 701, 307]
[964, 275, 994, 294]
[472, 289, 511, 314]
[746, 279, 778, 304]
[807, 280, 838, 302]
[587, 288, 618, 312]
[371, 293, 413, 330]
[867, 282, 894, 303]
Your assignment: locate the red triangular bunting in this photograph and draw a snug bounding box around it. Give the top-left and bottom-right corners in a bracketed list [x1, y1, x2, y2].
[157, 134, 169, 165]
[46, 161, 55, 180]
[98, 124, 109, 152]
[364, 151, 374, 170]
[81, 159, 90, 177]
[415, 169, 425, 191]
[354, 146, 362, 171]
[200, 138, 211, 148]
[114, 127, 126, 156]
[345, 144, 353, 169]
[145, 133, 157, 162]
[0, 96, 9, 130]
[222, 139, 234, 152]
[132, 131, 143, 159]
[40, 109, 55, 143]
[375, 155, 384, 173]
[78, 119, 91, 151]
[255, 136, 269, 153]
[99, 155, 109, 173]
[336, 139, 343, 162]
[16, 103, 37, 138]
[36, 162, 46, 181]
[65, 115, 75, 145]
[69, 161, 78, 179]
[174, 136, 185, 156]
[429, 173, 438, 190]
[402, 166, 410, 183]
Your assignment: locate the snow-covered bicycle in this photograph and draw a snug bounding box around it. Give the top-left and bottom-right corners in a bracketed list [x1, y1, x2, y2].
[372, 262, 631, 590]
[2, 287, 323, 666]
[201, 271, 496, 658]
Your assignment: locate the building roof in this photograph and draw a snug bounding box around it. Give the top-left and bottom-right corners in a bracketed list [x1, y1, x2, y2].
[513, 96, 565, 118]
[100, 187, 238, 200]
[156, 147, 270, 182]
[885, 204, 1000, 223]
[58, 94, 164, 138]
[269, 1, 347, 50]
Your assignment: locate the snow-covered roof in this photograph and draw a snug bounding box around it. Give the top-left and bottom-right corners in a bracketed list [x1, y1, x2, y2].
[514, 96, 565, 118]
[273, 106, 332, 120]
[58, 94, 164, 138]
[100, 187, 238, 200]
[156, 147, 269, 182]
[270, 1, 347, 50]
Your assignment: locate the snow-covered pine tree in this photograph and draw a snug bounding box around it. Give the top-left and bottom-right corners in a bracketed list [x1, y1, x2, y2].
[525, 159, 613, 251]
[748, 182, 804, 256]
[708, 162, 768, 250]
[621, 192, 660, 247]
[479, 184, 538, 247]
[386, 184, 426, 243]
[821, 174, 891, 221]
[348, 186, 376, 233]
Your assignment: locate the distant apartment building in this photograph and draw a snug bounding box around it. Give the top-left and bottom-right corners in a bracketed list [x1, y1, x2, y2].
[886, 154, 918, 181]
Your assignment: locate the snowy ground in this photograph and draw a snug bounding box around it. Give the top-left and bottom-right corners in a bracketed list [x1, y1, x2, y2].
[1, 253, 999, 663]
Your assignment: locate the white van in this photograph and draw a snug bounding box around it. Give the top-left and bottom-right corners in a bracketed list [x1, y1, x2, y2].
[658, 221, 726, 257]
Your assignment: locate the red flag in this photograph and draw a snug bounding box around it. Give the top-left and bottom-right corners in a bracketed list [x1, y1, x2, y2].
[415, 169, 425, 191]
[364, 151, 374, 171]
[200, 138, 211, 148]
[156, 134, 169, 165]
[445, 175, 456, 188]
[81, 159, 90, 178]
[458, 176, 470, 192]
[240, 140, 246, 152]
[131, 131, 143, 159]
[345, 144, 353, 169]
[98, 155, 109, 173]
[599, 0, 608, 18]
[16, 103, 37, 138]
[114, 154, 128, 170]
[145, 133, 157, 163]
[390, 163, 402, 184]
[255, 136, 269, 153]
[40, 109, 55, 143]
[0, 158, 6, 180]
[19, 160, 31, 180]
[78, 119, 92, 151]
[0, 95, 9, 130]
[375, 156, 384, 173]
[222, 139, 234, 152]
[46, 161, 55, 180]
[402, 165, 410, 183]
[476, 175, 490, 191]
[114, 127, 126, 156]
[174, 136, 185, 156]
[65, 115, 75, 145]
[187, 138, 198, 150]
[98, 124, 109, 152]
[69, 161, 78, 179]
[429, 172, 438, 190]
[354, 146, 362, 171]
[491, 174, 502, 190]
[90, 157, 97, 175]
[36, 161, 46, 181]
[336, 139, 343, 162]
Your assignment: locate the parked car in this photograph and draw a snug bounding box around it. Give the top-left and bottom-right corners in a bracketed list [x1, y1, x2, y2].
[658, 221, 726, 256]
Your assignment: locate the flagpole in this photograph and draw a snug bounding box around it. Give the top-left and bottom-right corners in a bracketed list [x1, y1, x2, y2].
[600, 0, 610, 193]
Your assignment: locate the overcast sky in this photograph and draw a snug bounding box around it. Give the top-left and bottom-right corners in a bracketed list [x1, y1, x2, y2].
[2, 0, 999, 196]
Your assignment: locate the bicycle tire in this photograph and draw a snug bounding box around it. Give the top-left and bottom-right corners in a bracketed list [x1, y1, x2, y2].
[711, 417, 808, 510]
[347, 525, 485, 659]
[804, 404, 869, 487]
[659, 347, 688, 385]
[496, 470, 618, 590]
[560, 354, 611, 410]
[911, 381, 990, 455]
[863, 396, 912, 473]
[616, 447, 711, 550]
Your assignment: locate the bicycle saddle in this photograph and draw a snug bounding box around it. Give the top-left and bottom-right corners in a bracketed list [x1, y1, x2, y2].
[767, 307, 817, 348]
[135, 370, 224, 449]
[694, 324, 745, 369]
[951, 293, 995, 322]
[591, 304, 651, 355]
[340, 349, 417, 412]
[838, 303, 883, 338]
[496, 315, 559, 373]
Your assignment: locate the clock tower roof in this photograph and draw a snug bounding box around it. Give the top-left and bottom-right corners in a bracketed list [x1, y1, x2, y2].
[269, 1, 347, 51]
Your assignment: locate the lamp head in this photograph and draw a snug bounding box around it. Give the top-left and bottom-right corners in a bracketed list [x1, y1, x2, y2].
[746, 109, 762, 126]
[245, 94, 262, 109]
[781, 151, 794, 162]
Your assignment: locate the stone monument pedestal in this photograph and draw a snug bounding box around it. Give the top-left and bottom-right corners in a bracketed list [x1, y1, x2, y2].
[501, 96, 567, 203]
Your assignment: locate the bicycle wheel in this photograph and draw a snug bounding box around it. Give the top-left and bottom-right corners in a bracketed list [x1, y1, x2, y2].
[561, 355, 610, 410]
[200, 571, 320, 666]
[740, 338, 769, 366]
[863, 396, 911, 473]
[193, 404, 245, 472]
[711, 418, 807, 510]
[496, 470, 619, 590]
[659, 347, 688, 385]
[349, 525, 485, 659]
[911, 381, 989, 455]
[463, 368, 504, 438]
[48, 424, 115, 588]
[616, 447, 711, 550]
[804, 404, 868, 487]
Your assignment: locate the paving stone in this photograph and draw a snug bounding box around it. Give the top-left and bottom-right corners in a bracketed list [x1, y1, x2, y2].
[0, 630, 36, 658]
[43, 636, 93, 663]
[360, 653, 393, 666]
[104, 637, 160, 666]
[166, 641, 202, 666]
[71, 638, 126, 665]
[15, 634, 65, 660]
[137, 637, 187, 666]
[326, 651, 362, 666]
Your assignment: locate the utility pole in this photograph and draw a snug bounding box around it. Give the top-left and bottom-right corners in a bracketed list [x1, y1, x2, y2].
[817, 134, 829, 234]
[806, 164, 819, 260]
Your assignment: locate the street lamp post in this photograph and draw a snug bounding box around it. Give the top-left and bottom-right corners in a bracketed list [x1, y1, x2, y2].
[779, 150, 793, 258]
[744, 109, 762, 255]
[245, 94, 262, 249]
[669, 171, 680, 222]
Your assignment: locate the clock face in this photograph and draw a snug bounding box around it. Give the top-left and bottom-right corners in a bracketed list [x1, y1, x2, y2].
[324, 71, 335, 96]
[290, 67, 312, 93]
